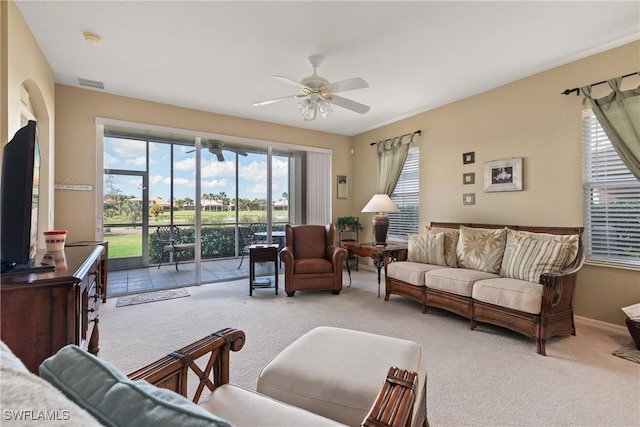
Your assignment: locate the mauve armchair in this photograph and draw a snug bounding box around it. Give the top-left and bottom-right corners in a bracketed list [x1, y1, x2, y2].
[279, 224, 347, 297]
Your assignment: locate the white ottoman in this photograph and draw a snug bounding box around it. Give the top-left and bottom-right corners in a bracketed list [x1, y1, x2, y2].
[257, 327, 428, 427]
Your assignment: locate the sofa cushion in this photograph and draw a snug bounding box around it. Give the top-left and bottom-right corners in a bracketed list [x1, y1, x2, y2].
[200, 384, 345, 426]
[257, 326, 427, 427]
[407, 233, 446, 265]
[425, 226, 459, 267]
[456, 226, 507, 273]
[505, 229, 580, 266]
[426, 268, 500, 297]
[387, 261, 448, 286]
[501, 229, 572, 283]
[39, 345, 232, 427]
[472, 277, 543, 315]
[1, 341, 102, 426]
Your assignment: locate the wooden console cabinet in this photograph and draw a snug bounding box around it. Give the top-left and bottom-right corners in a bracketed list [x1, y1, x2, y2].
[0, 245, 104, 373]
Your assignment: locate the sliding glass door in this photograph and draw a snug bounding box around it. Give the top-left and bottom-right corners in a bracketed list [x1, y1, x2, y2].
[101, 122, 311, 285]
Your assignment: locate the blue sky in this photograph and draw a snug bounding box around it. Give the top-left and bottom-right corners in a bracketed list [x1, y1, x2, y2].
[103, 137, 289, 202]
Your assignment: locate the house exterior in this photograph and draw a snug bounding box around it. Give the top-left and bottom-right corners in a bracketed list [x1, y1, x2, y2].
[2, 1, 638, 326]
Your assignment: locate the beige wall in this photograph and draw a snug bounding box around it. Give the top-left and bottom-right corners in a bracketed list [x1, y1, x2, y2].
[353, 41, 640, 326]
[54, 86, 353, 241]
[6, 0, 638, 325]
[3, 1, 55, 243]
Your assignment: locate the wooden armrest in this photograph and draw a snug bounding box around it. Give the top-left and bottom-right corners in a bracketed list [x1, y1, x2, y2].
[362, 367, 418, 427]
[127, 328, 245, 404]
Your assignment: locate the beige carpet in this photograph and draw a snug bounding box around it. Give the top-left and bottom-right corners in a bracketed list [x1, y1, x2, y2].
[100, 269, 640, 427]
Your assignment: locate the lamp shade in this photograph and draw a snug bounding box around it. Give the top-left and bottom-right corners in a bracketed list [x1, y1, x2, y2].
[361, 194, 399, 213]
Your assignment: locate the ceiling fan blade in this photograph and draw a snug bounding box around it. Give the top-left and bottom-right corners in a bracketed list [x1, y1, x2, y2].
[186, 149, 196, 153]
[330, 95, 370, 114]
[216, 152, 224, 162]
[324, 77, 369, 94]
[253, 94, 298, 107]
[272, 75, 309, 90]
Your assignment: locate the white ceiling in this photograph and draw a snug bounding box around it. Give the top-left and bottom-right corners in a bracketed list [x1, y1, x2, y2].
[16, 1, 640, 136]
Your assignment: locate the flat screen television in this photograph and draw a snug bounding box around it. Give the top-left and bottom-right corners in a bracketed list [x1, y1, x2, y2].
[1, 120, 48, 274]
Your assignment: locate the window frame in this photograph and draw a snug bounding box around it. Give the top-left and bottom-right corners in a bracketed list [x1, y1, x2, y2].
[387, 146, 419, 242]
[582, 110, 640, 269]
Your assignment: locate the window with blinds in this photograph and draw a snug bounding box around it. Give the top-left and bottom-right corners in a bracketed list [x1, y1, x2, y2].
[582, 111, 640, 268]
[388, 147, 419, 241]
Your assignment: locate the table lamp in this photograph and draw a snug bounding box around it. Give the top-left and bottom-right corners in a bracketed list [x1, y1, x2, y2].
[361, 194, 399, 246]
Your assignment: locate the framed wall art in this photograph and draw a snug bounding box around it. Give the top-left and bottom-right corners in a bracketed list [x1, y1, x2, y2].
[463, 172, 475, 185]
[337, 175, 348, 199]
[484, 157, 523, 192]
[463, 193, 476, 205]
[463, 152, 475, 164]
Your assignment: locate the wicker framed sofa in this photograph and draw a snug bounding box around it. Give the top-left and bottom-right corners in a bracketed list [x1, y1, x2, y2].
[385, 222, 585, 355]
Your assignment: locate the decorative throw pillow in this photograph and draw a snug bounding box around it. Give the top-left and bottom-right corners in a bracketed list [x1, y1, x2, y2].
[407, 233, 446, 266]
[424, 226, 460, 267]
[39, 345, 232, 427]
[456, 226, 507, 273]
[501, 230, 573, 282]
[505, 229, 580, 267]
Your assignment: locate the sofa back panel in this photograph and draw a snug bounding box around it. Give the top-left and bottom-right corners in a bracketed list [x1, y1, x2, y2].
[430, 222, 583, 236]
[430, 222, 584, 267]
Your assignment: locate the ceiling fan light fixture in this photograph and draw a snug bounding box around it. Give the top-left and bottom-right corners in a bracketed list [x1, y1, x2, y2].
[318, 100, 332, 118]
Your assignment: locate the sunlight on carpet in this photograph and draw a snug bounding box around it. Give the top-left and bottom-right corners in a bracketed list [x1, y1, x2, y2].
[116, 288, 190, 307]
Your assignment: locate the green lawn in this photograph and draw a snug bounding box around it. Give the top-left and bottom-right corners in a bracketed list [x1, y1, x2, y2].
[104, 209, 289, 259]
[104, 233, 142, 257]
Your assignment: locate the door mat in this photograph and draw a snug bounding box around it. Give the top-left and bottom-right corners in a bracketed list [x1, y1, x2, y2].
[613, 342, 640, 364]
[116, 288, 190, 307]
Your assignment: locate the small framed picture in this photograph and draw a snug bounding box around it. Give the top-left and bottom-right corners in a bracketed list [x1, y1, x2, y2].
[463, 172, 475, 185]
[463, 193, 476, 205]
[484, 157, 523, 192]
[337, 175, 348, 199]
[463, 152, 475, 164]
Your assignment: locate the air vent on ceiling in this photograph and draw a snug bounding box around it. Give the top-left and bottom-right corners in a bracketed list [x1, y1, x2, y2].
[76, 77, 105, 90]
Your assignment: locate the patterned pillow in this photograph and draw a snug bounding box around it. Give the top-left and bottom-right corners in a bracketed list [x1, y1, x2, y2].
[407, 233, 446, 266]
[456, 226, 507, 273]
[500, 230, 572, 282]
[424, 226, 459, 267]
[505, 229, 580, 267]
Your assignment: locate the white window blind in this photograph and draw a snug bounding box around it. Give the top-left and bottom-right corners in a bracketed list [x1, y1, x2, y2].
[388, 147, 419, 241]
[306, 151, 332, 225]
[582, 111, 640, 268]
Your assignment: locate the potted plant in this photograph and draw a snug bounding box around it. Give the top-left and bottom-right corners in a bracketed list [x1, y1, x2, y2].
[336, 216, 363, 232]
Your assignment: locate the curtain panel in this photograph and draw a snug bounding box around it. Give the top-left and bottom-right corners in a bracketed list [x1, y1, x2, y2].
[581, 77, 640, 180]
[375, 134, 417, 194]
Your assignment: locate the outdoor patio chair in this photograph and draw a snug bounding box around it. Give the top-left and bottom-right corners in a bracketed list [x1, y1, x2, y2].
[238, 226, 256, 269]
[250, 223, 270, 244]
[156, 225, 196, 271]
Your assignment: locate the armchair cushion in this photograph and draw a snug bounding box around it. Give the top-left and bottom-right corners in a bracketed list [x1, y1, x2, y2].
[291, 225, 328, 259]
[295, 258, 333, 274]
[39, 345, 232, 427]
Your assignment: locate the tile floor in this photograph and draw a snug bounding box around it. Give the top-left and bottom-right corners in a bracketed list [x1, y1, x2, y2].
[106, 256, 280, 298]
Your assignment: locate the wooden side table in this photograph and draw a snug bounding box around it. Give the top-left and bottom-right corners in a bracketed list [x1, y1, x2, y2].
[341, 242, 407, 298]
[249, 244, 279, 296]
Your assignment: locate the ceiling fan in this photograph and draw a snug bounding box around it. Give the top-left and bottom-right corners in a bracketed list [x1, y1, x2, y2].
[187, 140, 248, 162]
[253, 55, 370, 121]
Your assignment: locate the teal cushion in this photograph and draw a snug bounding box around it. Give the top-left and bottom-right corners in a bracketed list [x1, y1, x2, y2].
[39, 345, 232, 427]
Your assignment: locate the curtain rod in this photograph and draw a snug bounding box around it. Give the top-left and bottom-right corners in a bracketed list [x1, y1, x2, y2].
[561, 71, 638, 96]
[370, 130, 422, 146]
